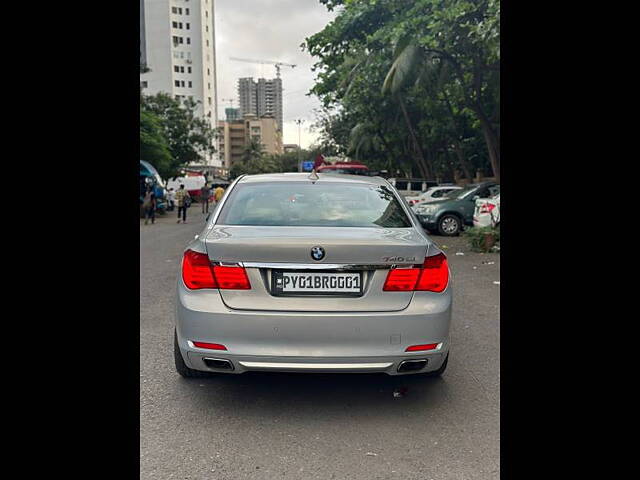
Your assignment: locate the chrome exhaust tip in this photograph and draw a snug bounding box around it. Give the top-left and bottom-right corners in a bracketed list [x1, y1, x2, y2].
[203, 358, 234, 370]
[398, 359, 428, 373]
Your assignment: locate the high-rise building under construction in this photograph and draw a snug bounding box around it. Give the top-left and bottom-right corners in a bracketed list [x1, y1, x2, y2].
[237, 77, 283, 132]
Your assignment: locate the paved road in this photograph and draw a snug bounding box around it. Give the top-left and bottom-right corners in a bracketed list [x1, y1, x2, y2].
[140, 210, 500, 480]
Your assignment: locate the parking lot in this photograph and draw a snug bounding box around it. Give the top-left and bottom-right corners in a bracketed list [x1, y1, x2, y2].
[140, 211, 500, 479]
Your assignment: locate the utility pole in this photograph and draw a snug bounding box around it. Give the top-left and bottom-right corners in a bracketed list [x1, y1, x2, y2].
[295, 119, 305, 172]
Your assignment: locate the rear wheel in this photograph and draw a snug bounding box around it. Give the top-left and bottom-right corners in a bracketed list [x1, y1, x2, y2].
[437, 214, 462, 236]
[174, 330, 211, 378]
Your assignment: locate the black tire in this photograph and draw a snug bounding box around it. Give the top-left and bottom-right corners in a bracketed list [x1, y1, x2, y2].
[174, 330, 211, 378]
[419, 223, 435, 234]
[424, 353, 448, 377]
[437, 214, 462, 236]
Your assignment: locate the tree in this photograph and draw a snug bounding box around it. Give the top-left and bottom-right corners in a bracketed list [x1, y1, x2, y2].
[381, 0, 500, 180]
[311, 108, 352, 157]
[228, 144, 324, 179]
[229, 140, 278, 178]
[140, 93, 216, 179]
[272, 151, 303, 173]
[304, 0, 500, 181]
[140, 107, 172, 176]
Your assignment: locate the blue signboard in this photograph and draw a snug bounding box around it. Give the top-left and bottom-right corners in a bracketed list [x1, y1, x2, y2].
[302, 161, 314, 172]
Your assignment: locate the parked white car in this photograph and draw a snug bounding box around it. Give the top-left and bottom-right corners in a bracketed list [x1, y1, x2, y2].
[473, 193, 500, 228]
[408, 186, 463, 208]
[166, 175, 207, 199]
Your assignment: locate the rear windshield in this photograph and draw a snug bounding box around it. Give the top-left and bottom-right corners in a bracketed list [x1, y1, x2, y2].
[217, 182, 412, 228]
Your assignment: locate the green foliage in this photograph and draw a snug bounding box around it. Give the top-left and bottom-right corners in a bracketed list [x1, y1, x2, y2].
[311, 108, 352, 156]
[273, 151, 305, 172]
[304, 0, 500, 181]
[140, 107, 172, 175]
[229, 141, 291, 179]
[382, 41, 422, 95]
[140, 93, 216, 180]
[463, 225, 500, 253]
[228, 144, 319, 180]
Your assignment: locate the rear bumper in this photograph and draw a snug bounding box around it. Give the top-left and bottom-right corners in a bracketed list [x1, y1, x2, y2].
[185, 351, 448, 375]
[473, 215, 493, 228]
[175, 280, 452, 375]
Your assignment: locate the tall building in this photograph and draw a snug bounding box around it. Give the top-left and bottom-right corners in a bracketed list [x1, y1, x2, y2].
[140, 0, 147, 69]
[244, 114, 283, 156]
[237, 77, 283, 133]
[140, 0, 219, 168]
[218, 114, 283, 173]
[237, 78, 257, 119]
[217, 120, 244, 175]
[225, 107, 241, 121]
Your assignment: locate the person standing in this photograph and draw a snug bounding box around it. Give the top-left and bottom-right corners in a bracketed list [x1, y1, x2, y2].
[167, 188, 175, 211]
[143, 187, 156, 225]
[200, 183, 211, 214]
[214, 185, 225, 204]
[175, 184, 191, 224]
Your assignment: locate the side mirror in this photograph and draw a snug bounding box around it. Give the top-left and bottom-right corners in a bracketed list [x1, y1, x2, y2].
[472, 195, 480, 201]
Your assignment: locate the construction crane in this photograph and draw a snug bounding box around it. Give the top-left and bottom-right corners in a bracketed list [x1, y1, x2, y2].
[229, 57, 297, 78]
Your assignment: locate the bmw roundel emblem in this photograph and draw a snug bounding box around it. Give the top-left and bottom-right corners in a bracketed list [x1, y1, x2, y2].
[311, 246, 325, 261]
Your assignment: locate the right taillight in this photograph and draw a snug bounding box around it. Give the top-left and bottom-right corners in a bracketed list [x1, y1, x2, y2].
[415, 253, 449, 292]
[182, 250, 251, 290]
[383, 253, 449, 293]
[212, 265, 251, 290]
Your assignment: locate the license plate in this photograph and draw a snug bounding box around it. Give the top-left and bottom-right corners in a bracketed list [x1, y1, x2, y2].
[271, 271, 363, 296]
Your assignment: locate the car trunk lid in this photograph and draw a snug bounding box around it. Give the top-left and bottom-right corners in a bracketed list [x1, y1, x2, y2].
[204, 226, 428, 312]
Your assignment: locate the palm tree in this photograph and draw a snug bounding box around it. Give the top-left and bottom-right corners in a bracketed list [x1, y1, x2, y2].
[382, 38, 500, 182]
[381, 41, 434, 179]
[242, 139, 264, 165]
[341, 49, 432, 179]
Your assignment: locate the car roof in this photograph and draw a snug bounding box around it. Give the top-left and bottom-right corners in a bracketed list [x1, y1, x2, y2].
[460, 181, 497, 188]
[237, 172, 390, 187]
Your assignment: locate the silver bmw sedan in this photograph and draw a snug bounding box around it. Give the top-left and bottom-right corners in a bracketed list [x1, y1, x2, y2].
[174, 173, 452, 377]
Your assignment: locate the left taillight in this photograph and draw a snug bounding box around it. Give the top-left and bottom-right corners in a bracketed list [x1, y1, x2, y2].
[181, 250, 251, 290]
[383, 253, 449, 293]
[182, 250, 217, 289]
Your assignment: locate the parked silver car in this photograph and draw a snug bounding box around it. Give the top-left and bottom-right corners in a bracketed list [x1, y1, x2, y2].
[174, 173, 452, 377]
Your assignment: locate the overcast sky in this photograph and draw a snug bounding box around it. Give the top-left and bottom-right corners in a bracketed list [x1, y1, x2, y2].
[214, 0, 337, 148]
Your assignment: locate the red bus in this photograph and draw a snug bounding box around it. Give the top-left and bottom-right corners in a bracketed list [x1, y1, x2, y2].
[316, 162, 370, 175]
